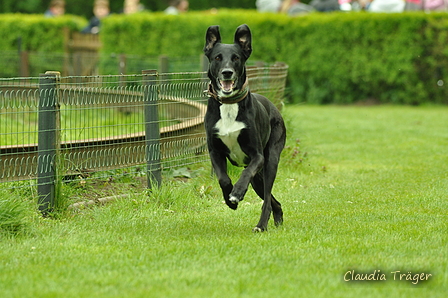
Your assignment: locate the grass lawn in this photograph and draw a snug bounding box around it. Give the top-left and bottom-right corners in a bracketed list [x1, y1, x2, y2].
[1, 104, 447, 297]
[0, 103, 178, 146]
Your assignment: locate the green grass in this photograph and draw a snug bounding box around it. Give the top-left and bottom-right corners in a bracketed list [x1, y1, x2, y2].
[1, 105, 447, 297]
[0, 192, 34, 237]
[0, 104, 178, 145]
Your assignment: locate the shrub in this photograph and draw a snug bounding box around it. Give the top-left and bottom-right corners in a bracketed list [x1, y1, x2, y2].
[100, 10, 448, 104]
[0, 14, 85, 52]
[1, 11, 448, 104]
[0, 14, 85, 77]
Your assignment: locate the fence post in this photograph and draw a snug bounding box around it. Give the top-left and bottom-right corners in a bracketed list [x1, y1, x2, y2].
[142, 70, 162, 189]
[19, 51, 30, 77]
[158, 55, 170, 85]
[119, 54, 127, 87]
[38, 71, 61, 216]
[200, 54, 209, 73]
[200, 54, 210, 85]
[17, 37, 30, 77]
[158, 55, 169, 73]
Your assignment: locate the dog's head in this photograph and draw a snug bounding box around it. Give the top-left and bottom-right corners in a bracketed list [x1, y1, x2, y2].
[204, 24, 252, 100]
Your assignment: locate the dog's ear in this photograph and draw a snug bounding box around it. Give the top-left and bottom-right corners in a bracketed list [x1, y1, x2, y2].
[234, 24, 252, 59]
[204, 25, 221, 57]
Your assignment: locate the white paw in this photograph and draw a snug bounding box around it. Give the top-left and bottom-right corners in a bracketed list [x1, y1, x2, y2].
[229, 196, 240, 204]
[252, 227, 263, 233]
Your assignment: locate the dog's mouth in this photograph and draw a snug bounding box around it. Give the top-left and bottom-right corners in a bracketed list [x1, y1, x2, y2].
[218, 79, 236, 95]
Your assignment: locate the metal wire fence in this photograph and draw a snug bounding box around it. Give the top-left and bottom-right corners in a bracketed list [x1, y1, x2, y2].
[0, 63, 288, 213]
[0, 50, 209, 78]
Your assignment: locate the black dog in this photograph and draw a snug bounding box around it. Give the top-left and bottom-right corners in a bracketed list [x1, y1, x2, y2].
[203, 24, 286, 232]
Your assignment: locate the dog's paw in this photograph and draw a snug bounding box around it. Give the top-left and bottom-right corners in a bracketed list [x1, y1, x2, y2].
[229, 195, 240, 205]
[274, 213, 283, 227]
[252, 226, 266, 233]
[225, 198, 238, 210]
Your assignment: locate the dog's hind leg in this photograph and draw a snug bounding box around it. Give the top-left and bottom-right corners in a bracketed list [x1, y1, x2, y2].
[253, 124, 285, 232]
[271, 196, 283, 226]
[251, 173, 283, 227]
[252, 155, 283, 232]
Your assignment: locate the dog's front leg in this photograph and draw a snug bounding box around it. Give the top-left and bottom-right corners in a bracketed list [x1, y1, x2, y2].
[209, 151, 237, 210]
[229, 153, 264, 205]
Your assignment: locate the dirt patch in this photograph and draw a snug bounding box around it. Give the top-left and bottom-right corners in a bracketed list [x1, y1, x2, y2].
[67, 175, 148, 204]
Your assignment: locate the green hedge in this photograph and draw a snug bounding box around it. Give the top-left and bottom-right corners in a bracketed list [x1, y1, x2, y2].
[99, 10, 448, 104]
[1, 11, 447, 104]
[0, 0, 258, 17]
[0, 14, 85, 52]
[0, 14, 85, 77]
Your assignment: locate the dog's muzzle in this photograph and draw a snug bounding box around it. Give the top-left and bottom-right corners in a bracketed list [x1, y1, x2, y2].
[219, 68, 236, 94]
[219, 79, 235, 94]
[205, 77, 249, 104]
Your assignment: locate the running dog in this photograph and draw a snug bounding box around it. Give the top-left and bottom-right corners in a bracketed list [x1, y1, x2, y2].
[203, 24, 286, 232]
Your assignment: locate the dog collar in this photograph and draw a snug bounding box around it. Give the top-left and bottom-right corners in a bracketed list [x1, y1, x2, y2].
[205, 78, 249, 104]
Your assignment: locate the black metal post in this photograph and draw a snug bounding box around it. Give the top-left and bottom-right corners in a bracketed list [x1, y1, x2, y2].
[38, 71, 60, 216]
[142, 70, 162, 189]
[200, 54, 209, 73]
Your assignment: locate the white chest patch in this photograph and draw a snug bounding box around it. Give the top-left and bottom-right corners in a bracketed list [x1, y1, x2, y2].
[214, 104, 247, 166]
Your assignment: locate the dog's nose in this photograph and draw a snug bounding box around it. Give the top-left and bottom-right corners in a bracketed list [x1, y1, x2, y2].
[221, 68, 234, 79]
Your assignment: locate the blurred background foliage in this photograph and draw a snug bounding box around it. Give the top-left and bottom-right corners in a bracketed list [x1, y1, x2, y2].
[0, 1, 447, 105]
[0, 0, 311, 18]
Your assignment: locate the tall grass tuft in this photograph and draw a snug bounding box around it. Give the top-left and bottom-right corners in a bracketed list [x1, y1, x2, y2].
[0, 191, 31, 236]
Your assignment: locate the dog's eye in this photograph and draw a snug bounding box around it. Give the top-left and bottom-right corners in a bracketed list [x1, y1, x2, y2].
[215, 55, 222, 61]
[232, 56, 240, 62]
